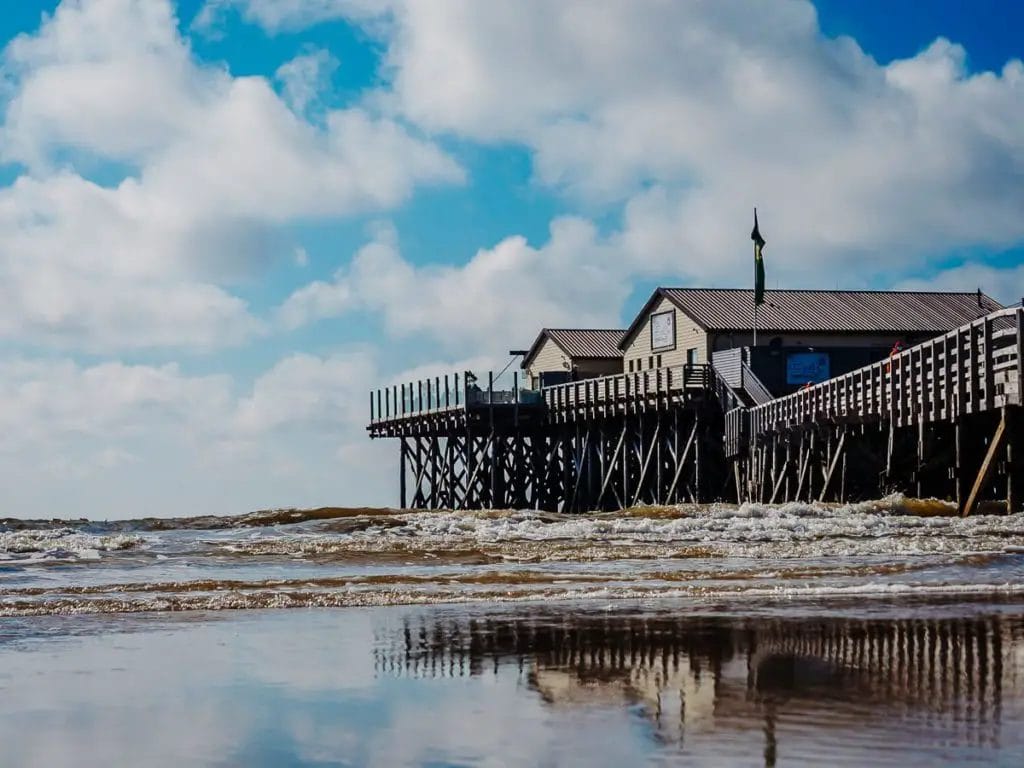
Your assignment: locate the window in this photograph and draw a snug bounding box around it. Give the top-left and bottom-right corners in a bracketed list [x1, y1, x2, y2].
[686, 348, 698, 365]
[656, 354, 662, 368]
[648, 356, 654, 369]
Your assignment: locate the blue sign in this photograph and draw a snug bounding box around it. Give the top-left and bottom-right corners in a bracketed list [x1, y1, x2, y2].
[787, 352, 830, 385]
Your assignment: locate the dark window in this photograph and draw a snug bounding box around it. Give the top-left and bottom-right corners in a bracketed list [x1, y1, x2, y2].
[648, 356, 654, 369]
[686, 348, 698, 365]
[656, 354, 662, 368]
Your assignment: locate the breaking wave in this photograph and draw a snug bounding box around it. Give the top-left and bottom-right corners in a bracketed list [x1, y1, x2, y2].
[0, 529, 144, 563]
[3, 494, 1024, 617]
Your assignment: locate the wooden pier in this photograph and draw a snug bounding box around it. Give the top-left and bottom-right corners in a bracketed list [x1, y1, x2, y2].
[732, 307, 1023, 513]
[368, 306, 1023, 514]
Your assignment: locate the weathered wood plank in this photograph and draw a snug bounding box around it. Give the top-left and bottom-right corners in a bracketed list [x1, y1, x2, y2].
[961, 411, 1007, 517]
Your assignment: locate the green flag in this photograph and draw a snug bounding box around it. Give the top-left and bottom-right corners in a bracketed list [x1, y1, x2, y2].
[751, 208, 766, 306]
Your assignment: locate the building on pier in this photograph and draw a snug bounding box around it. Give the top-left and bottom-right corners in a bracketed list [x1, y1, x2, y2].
[621, 287, 1003, 372]
[367, 286, 1021, 514]
[521, 328, 624, 389]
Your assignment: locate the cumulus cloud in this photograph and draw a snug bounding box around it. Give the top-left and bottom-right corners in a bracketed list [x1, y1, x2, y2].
[278, 219, 628, 350]
[223, 0, 1024, 297]
[0, 349, 401, 516]
[0, 358, 231, 452]
[0, 0, 460, 352]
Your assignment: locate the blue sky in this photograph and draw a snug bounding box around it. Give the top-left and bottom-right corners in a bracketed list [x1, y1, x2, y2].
[0, 0, 1021, 518]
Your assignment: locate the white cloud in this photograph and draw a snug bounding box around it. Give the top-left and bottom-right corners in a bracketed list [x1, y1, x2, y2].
[0, 0, 460, 351]
[0, 349, 401, 517]
[224, 0, 1024, 294]
[0, 358, 231, 454]
[279, 218, 628, 350]
[232, 350, 377, 436]
[896, 262, 1024, 306]
[275, 47, 338, 115]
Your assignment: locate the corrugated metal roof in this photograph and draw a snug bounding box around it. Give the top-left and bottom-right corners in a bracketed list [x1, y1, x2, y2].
[659, 289, 1003, 333]
[523, 328, 625, 369]
[546, 328, 624, 358]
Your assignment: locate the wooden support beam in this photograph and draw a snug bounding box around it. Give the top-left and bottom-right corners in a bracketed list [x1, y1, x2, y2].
[399, 438, 408, 508]
[769, 453, 789, 504]
[794, 434, 810, 502]
[961, 411, 1008, 517]
[666, 421, 699, 502]
[955, 419, 968, 511]
[818, 430, 847, 503]
[568, 431, 589, 513]
[465, 433, 493, 506]
[631, 422, 661, 507]
[1007, 407, 1021, 514]
[598, 424, 627, 506]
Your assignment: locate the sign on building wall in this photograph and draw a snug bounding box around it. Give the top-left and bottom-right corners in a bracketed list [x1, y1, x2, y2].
[786, 352, 830, 385]
[650, 310, 676, 351]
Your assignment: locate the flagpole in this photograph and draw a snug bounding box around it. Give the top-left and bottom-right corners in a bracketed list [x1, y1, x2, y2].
[753, 231, 758, 347]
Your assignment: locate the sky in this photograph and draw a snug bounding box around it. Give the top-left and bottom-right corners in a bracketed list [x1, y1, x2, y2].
[0, 0, 1022, 519]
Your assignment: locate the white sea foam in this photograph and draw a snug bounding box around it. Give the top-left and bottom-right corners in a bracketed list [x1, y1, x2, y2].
[215, 498, 1024, 561]
[5, 577, 1024, 617]
[0, 529, 143, 563]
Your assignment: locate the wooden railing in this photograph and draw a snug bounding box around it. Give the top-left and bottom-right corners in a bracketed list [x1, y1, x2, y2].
[748, 307, 1023, 437]
[369, 370, 541, 425]
[542, 364, 710, 421]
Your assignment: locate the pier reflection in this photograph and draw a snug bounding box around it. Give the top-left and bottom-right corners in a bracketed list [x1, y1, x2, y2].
[374, 610, 1024, 764]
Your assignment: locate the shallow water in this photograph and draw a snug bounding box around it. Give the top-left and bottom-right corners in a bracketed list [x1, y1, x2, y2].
[4, 498, 1024, 765]
[3, 600, 1024, 766]
[3, 496, 1024, 616]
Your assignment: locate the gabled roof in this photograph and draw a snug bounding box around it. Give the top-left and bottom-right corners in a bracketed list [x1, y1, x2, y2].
[620, 288, 1003, 348]
[522, 328, 624, 369]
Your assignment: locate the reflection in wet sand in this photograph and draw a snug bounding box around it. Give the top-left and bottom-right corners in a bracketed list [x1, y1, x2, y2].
[375, 611, 1024, 765]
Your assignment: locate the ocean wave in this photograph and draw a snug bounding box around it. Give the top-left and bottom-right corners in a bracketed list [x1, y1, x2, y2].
[0, 529, 144, 563]
[5, 578, 1024, 617]
[205, 500, 1024, 562]
[0, 506, 401, 533]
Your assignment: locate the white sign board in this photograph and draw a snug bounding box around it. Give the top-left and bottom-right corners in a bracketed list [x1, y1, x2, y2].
[650, 311, 675, 351]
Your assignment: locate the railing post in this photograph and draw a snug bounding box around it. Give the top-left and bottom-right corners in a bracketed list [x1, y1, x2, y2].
[417, 380, 423, 413]
[445, 374, 450, 409]
[1017, 307, 1024, 407]
[370, 391, 374, 423]
[983, 318, 994, 411]
[513, 370, 519, 424]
